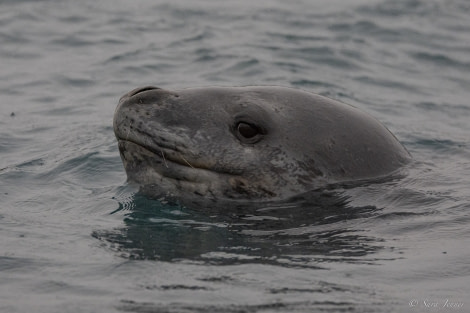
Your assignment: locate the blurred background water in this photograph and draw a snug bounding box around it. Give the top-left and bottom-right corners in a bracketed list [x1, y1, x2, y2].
[1, 0, 469, 312]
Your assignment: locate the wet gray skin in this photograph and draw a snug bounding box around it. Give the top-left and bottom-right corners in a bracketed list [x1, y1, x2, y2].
[113, 86, 411, 201]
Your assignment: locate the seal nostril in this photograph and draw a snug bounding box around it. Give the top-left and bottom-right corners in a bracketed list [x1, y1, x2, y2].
[127, 86, 161, 97]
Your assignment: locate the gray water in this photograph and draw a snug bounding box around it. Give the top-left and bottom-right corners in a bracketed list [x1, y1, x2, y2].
[1, 0, 469, 312]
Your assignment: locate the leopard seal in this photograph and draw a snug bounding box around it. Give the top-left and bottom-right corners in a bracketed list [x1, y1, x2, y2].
[113, 86, 411, 201]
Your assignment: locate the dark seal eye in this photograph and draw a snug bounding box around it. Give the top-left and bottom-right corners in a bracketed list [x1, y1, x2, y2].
[237, 122, 259, 139]
[233, 121, 265, 144]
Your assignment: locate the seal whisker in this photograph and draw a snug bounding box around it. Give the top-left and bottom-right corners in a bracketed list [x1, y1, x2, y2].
[161, 150, 169, 168]
[180, 154, 195, 169]
[147, 136, 169, 168]
[142, 135, 169, 168]
[124, 119, 135, 141]
[125, 126, 131, 141]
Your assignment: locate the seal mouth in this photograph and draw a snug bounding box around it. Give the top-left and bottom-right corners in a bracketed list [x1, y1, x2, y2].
[117, 139, 239, 192]
[117, 138, 198, 170]
[117, 135, 244, 179]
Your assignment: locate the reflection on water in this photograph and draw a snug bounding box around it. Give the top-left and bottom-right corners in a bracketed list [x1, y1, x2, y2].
[93, 190, 387, 267]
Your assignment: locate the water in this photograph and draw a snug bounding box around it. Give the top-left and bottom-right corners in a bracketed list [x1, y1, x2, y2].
[1, 0, 469, 312]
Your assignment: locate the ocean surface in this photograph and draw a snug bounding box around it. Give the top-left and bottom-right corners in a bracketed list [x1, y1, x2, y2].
[1, 0, 469, 312]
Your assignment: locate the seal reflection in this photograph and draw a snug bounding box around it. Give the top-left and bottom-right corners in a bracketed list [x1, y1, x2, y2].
[93, 191, 385, 266]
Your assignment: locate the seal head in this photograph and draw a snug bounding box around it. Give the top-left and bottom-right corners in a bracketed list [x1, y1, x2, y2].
[114, 86, 411, 201]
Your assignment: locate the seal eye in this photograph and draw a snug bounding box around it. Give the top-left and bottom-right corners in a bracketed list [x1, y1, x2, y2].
[237, 122, 259, 139]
